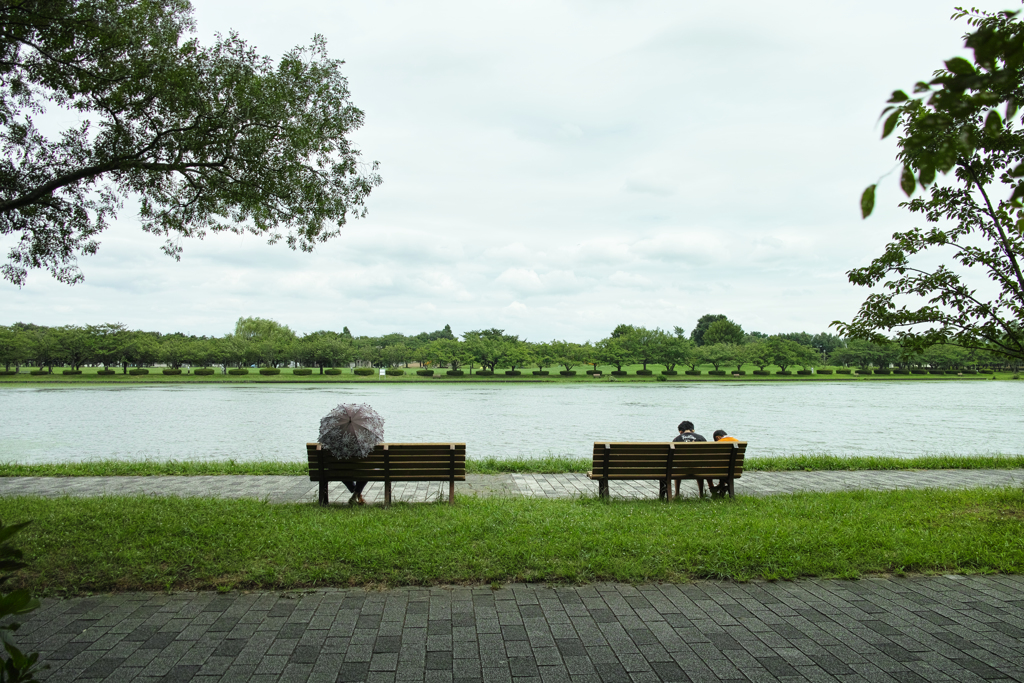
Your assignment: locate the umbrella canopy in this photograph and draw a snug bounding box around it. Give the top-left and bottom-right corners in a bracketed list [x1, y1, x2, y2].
[318, 403, 385, 460]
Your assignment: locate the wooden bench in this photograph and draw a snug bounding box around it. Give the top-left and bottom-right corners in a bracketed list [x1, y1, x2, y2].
[587, 441, 747, 500]
[307, 442, 466, 507]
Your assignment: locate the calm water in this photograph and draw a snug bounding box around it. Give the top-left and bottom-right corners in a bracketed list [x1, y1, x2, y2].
[1, 382, 1022, 464]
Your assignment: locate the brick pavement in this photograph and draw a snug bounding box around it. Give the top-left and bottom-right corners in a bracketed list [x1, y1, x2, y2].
[0, 469, 1020, 505]
[16, 576, 1024, 683]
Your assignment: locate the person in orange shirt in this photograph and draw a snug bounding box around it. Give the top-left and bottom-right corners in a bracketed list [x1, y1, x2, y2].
[713, 430, 738, 442]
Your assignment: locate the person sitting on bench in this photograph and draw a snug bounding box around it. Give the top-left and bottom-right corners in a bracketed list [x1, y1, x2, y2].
[673, 420, 706, 443]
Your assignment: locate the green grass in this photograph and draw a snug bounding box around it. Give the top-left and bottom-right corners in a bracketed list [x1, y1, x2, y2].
[5, 487, 1024, 594]
[2, 453, 1021, 477]
[0, 364, 1015, 384]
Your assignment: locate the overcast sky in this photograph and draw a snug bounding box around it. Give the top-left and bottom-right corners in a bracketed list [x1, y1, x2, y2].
[0, 0, 1015, 341]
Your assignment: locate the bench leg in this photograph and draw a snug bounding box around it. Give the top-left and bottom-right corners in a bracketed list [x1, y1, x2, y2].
[318, 480, 328, 507]
[658, 479, 667, 501]
[449, 480, 455, 506]
[697, 479, 706, 498]
[728, 477, 735, 499]
[599, 480, 609, 500]
[384, 481, 391, 508]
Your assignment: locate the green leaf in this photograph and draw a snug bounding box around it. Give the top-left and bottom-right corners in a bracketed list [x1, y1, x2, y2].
[945, 57, 976, 75]
[861, 185, 876, 218]
[887, 90, 909, 103]
[919, 165, 935, 186]
[1006, 98, 1019, 121]
[1011, 163, 1024, 178]
[901, 166, 916, 197]
[985, 109, 1003, 135]
[882, 111, 900, 139]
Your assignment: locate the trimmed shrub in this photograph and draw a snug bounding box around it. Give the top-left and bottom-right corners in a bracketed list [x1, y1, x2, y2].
[731, 370, 746, 375]
[259, 368, 281, 375]
[929, 370, 945, 375]
[962, 369, 978, 375]
[855, 370, 871, 375]
[386, 368, 404, 376]
[29, 370, 48, 375]
[893, 369, 909, 375]
[816, 369, 833, 375]
[533, 371, 549, 376]
[708, 370, 726, 376]
[559, 370, 577, 376]
[292, 368, 313, 376]
[0, 370, 15, 376]
[505, 370, 522, 376]
[685, 370, 702, 376]
[194, 368, 215, 376]
[97, 369, 116, 375]
[476, 370, 494, 376]
[979, 369, 993, 374]
[325, 368, 343, 375]
[610, 371, 627, 376]
[62, 369, 82, 375]
[655, 375, 668, 381]
[775, 371, 793, 376]
[162, 368, 182, 375]
[129, 368, 150, 375]
[661, 370, 677, 376]
[873, 369, 891, 375]
[635, 369, 653, 376]
[836, 369, 852, 374]
[911, 369, 928, 375]
[446, 370, 464, 376]
[416, 369, 435, 376]
[752, 370, 769, 376]
[353, 367, 374, 376]
[228, 368, 249, 376]
[796, 370, 813, 375]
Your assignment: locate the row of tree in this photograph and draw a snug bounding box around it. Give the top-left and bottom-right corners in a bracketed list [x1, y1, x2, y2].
[0, 315, 1015, 374]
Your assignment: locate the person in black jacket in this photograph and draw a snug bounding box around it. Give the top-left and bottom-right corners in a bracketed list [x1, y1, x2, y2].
[673, 420, 706, 443]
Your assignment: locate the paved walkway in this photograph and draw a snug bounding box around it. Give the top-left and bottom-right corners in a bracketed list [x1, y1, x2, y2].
[17, 577, 1024, 683]
[0, 469, 1021, 505]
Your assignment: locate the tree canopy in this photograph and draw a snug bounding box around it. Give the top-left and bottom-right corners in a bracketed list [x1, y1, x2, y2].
[842, 8, 1024, 362]
[0, 0, 381, 285]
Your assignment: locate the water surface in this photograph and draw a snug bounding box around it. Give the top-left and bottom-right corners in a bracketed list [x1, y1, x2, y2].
[1, 382, 1021, 463]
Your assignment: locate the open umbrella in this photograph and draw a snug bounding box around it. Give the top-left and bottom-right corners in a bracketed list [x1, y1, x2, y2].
[318, 403, 385, 460]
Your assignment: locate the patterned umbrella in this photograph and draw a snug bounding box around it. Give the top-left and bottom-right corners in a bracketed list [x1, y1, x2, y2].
[318, 403, 385, 460]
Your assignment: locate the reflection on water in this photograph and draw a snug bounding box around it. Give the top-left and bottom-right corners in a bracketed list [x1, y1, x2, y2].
[1, 382, 1022, 463]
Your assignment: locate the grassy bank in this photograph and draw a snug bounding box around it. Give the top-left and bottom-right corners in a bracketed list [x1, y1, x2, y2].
[0, 364, 1016, 384]
[2, 453, 1022, 477]
[4, 487, 1023, 594]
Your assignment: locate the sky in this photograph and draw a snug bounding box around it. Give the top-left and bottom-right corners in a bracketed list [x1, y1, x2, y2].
[0, 0, 1016, 341]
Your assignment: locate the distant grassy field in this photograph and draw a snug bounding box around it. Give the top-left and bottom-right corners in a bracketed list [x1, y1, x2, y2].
[4, 486, 1023, 594]
[2, 453, 1022, 477]
[0, 364, 1014, 384]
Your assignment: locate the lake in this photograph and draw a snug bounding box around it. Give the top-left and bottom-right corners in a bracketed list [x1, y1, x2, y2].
[1, 382, 1022, 464]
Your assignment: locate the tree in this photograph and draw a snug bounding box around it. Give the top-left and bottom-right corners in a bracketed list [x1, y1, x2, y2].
[88, 323, 129, 370]
[429, 339, 467, 371]
[549, 340, 584, 372]
[55, 325, 94, 370]
[504, 341, 533, 373]
[159, 334, 189, 369]
[690, 314, 728, 346]
[703, 319, 745, 345]
[624, 327, 667, 370]
[0, 0, 381, 285]
[531, 342, 555, 373]
[596, 337, 633, 372]
[655, 330, 693, 372]
[764, 337, 818, 372]
[463, 329, 515, 372]
[0, 326, 29, 371]
[701, 343, 734, 371]
[234, 317, 295, 367]
[842, 8, 1024, 362]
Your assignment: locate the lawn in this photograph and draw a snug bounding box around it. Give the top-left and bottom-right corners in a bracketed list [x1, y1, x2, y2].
[4, 487, 1023, 594]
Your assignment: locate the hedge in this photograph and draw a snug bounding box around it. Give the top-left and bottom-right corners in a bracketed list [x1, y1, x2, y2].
[0, 370, 15, 376]
[893, 369, 909, 375]
[505, 370, 522, 376]
[775, 371, 792, 375]
[129, 368, 150, 375]
[353, 368, 374, 376]
[97, 369, 116, 375]
[874, 369, 891, 375]
[325, 368, 343, 375]
[911, 369, 928, 375]
[194, 368, 215, 376]
[836, 369, 852, 374]
[610, 371, 627, 376]
[731, 370, 746, 375]
[816, 369, 833, 375]
[228, 368, 249, 376]
[796, 370, 812, 375]
[963, 369, 978, 374]
[559, 370, 576, 376]
[708, 370, 726, 376]
[62, 369, 82, 375]
[752, 370, 769, 376]
[385, 369, 404, 376]
[685, 370, 702, 376]
[928, 370, 945, 375]
[533, 371, 549, 376]
[292, 368, 313, 376]
[416, 369, 434, 376]
[162, 368, 181, 375]
[661, 370, 677, 376]
[635, 369, 653, 376]
[446, 370, 464, 376]
[476, 370, 494, 376]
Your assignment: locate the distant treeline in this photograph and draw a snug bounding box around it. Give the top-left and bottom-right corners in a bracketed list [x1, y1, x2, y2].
[0, 314, 1016, 373]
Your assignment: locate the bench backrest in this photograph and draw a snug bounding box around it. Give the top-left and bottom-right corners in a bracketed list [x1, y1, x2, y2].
[307, 443, 467, 482]
[590, 442, 746, 480]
